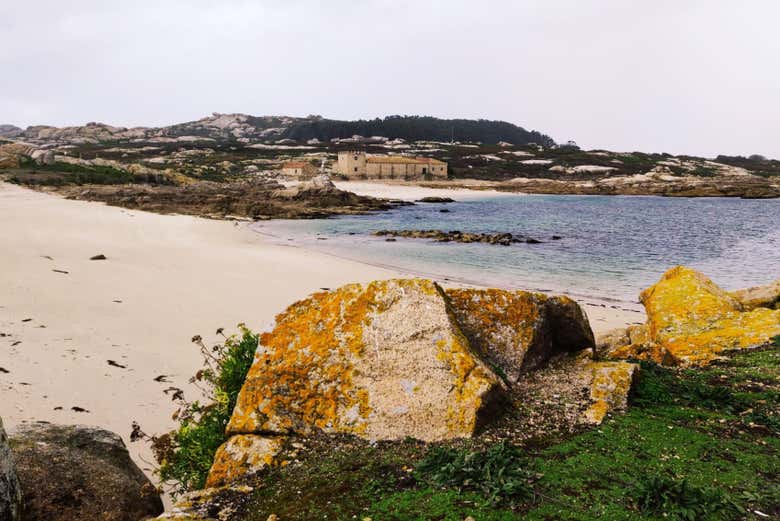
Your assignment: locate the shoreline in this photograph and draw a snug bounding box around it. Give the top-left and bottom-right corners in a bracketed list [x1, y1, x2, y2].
[0, 182, 642, 495]
[252, 223, 645, 314]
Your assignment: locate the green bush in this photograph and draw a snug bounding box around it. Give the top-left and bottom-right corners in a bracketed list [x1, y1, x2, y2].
[632, 475, 744, 520]
[414, 442, 536, 506]
[772, 335, 780, 348]
[151, 325, 258, 495]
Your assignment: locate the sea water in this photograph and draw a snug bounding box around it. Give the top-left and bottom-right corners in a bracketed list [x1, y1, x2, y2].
[254, 194, 780, 308]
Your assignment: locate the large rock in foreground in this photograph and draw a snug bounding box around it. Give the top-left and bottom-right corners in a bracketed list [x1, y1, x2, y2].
[445, 288, 595, 382]
[227, 279, 503, 442]
[9, 423, 163, 521]
[604, 267, 780, 366]
[0, 417, 22, 521]
[209, 279, 608, 487]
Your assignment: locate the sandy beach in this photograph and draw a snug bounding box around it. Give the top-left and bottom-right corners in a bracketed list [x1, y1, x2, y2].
[0, 182, 640, 483]
[332, 180, 514, 201]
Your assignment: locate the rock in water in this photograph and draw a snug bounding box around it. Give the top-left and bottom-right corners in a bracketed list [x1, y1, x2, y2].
[445, 289, 595, 382]
[0, 417, 22, 521]
[8, 423, 163, 521]
[607, 266, 780, 366]
[227, 279, 503, 442]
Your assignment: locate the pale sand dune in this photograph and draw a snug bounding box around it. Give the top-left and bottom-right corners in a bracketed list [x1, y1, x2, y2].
[0, 182, 639, 487]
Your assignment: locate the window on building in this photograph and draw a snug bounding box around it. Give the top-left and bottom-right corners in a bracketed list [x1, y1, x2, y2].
[353, 156, 358, 161]
[354, 167, 358, 172]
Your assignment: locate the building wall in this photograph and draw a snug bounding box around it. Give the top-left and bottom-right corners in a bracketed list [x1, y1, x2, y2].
[337, 151, 447, 179]
[337, 151, 367, 177]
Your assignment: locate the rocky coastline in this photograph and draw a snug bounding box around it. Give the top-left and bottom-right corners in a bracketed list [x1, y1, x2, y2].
[55, 176, 408, 220]
[373, 229, 552, 245]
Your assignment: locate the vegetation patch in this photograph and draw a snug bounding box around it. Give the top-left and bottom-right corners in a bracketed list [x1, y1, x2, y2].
[232, 347, 779, 520]
[134, 325, 258, 496]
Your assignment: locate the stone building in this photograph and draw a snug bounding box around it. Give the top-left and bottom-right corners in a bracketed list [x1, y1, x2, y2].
[337, 151, 447, 180]
[281, 161, 318, 179]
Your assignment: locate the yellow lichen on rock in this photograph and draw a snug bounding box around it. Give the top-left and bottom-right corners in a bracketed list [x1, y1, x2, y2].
[205, 435, 285, 488]
[226, 279, 503, 443]
[445, 288, 594, 382]
[583, 361, 639, 424]
[606, 266, 780, 366]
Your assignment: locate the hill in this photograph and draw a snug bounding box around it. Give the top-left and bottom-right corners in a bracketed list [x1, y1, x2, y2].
[5, 113, 554, 147]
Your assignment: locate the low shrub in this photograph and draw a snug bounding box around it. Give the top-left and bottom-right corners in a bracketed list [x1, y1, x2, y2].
[632, 475, 744, 520]
[414, 442, 537, 506]
[139, 325, 258, 496]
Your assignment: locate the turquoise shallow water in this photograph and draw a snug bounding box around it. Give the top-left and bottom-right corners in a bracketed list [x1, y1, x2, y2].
[254, 194, 780, 307]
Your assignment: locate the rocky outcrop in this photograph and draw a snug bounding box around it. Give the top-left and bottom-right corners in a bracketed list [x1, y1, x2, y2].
[602, 267, 780, 366]
[226, 279, 503, 443]
[730, 278, 780, 310]
[0, 417, 22, 521]
[432, 170, 780, 199]
[445, 288, 594, 381]
[582, 360, 639, 424]
[8, 423, 163, 521]
[208, 279, 515, 486]
[0, 125, 22, 138]
[206, 435, 286, 488]
[155, 485, 254, 521]
[0, 143, 33, 169]
[373, 229, 545, 245]
[416, 196, 455, 203]
[207, 279, 620, 488]
[0, 142, 57, 169]
[60, 178, 403, 220]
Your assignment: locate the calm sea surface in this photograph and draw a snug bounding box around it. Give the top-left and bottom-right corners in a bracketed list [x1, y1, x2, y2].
[254, 195, 780, 308]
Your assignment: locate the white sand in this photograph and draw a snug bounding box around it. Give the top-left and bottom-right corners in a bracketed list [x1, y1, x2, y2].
[333, 180, 515, 201]
[0, 182, 639, 486]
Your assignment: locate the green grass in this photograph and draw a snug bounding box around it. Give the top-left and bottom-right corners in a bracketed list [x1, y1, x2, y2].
[238, 347, 780, 520]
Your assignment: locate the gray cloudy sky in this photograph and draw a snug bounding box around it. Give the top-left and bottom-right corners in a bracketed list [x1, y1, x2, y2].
[2, 1, 779, 157]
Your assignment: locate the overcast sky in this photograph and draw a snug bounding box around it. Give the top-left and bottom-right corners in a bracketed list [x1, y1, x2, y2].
[2, 1, 779, 157]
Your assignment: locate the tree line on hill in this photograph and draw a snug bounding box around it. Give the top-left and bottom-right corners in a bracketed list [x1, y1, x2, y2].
[279, 115, 555, 146]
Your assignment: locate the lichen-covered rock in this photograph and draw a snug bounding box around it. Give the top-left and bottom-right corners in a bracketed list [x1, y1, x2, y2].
[445, 288, 595, 382]
[227, 279, 503, 443]
[731, 278, 780, 310]
[582, 361, 639, 424]
[608, 267, 780, 366]
[206, 435, 286, 488]
[0, 417, 22, 521]
[155, 485, 254, 521]
[9, 422, 163, 521]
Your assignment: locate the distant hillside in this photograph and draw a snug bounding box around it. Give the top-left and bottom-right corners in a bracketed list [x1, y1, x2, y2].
[7, 113, 554, 147]
[277, 115, 555, 146]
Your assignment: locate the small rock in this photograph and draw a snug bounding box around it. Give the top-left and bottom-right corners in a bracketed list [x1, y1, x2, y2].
[416, 196, 455, 203]
[90, 254, 107, 261]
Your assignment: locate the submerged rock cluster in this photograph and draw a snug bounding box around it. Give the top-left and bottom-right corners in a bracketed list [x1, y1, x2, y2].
[373, 229, 547, 245]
